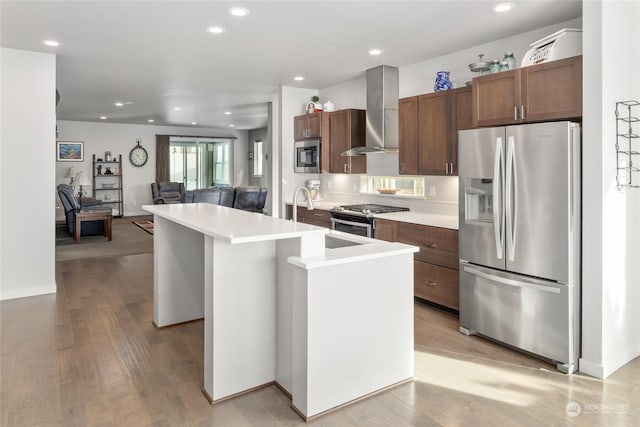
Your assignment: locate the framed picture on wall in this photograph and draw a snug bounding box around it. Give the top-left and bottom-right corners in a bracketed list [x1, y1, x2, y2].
[56, 141, 84, 161]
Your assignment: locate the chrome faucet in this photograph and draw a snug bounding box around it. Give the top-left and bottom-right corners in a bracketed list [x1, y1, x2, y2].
[292, 186, 314, 222]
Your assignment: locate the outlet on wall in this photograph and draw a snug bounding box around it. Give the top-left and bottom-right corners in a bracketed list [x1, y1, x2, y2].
[429, 186, 436, 198]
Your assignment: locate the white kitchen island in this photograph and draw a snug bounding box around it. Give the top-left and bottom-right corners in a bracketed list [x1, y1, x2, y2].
[143, 203, 417, 420]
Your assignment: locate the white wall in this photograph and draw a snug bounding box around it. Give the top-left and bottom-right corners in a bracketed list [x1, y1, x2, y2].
[314, 18, 582, 214]
[580, 0, 640, 379]
[1, 48, 57, 300]
[56, 120, 249, 217]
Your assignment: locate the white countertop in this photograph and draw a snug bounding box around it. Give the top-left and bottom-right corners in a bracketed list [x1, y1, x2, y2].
[373, 211, 458, 230]
[144, 203, 327, 244]
[287, 200, 459, 230]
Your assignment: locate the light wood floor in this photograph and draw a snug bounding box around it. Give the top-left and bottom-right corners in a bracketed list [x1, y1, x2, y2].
[2, 252, 639, 426]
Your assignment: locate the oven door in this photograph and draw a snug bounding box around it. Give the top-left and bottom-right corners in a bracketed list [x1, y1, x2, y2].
[331, 217, 373, 238]
[294, 140, 320, 173]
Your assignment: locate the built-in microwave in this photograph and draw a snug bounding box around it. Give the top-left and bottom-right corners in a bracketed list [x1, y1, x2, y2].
[294, 139, 320, 173]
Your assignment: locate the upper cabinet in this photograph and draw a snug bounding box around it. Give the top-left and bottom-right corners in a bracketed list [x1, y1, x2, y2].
[328, 109, 366, 174]
[399, 86, 472, 176]
[294, 112, 325, 140]
[473, 55, 582, 127]
[399, 97, 419, 175]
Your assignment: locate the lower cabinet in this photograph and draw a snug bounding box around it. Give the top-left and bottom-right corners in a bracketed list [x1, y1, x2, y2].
[413, 261, 459, 310]
[285, 204, 332, 229]
[374, 218, 459, 310]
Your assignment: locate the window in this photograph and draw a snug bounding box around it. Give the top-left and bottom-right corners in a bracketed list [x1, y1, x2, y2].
[359, 176, 425, 197]
[253, 139, 263, 177]
[169, 137, 233, 189]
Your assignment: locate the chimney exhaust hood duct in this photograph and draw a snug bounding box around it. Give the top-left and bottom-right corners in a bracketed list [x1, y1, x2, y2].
[342, 65, 399, 156]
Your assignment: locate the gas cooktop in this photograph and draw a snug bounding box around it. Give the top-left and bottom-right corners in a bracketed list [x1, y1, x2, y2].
[332, 204, 410, 216]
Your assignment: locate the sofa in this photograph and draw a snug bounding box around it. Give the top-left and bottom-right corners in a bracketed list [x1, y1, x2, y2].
[183, 186, 268, 213]
[57, 184, 112, 237]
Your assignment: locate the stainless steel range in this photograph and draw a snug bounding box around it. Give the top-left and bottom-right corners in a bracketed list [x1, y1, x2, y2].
[330, 204, 409, 237]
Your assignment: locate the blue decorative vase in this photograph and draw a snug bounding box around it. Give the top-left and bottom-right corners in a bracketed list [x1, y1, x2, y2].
[434, 71, 453, 91]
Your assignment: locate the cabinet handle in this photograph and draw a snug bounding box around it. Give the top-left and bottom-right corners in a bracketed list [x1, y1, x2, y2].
[424, 281, 438, 287]
[445, 163, 449, 174]
[514, 106, 519, 121]
[520, 105, 526, 120]
[312, 213, 324, 217]
[449, 162, 455, 174]
[424, 242, 437, 249]
[344, 163, 349, 173]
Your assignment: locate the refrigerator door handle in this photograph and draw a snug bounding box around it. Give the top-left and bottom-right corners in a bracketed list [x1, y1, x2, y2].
[493, 137, 505, 259]
[506, 136, 518, 262]
[463, 266, 561, 294]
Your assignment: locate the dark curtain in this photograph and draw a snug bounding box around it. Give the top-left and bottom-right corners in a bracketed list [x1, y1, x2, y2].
[155, 135, 170, 181]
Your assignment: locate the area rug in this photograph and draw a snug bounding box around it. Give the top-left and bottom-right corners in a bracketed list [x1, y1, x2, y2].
[133, 219, 154, 235]
[56, 216, 153, 262]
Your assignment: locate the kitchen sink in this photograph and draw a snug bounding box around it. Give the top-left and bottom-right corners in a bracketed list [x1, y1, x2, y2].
[324, 235, 364, 249]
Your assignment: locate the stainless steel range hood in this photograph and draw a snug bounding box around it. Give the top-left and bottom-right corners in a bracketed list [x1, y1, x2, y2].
[342, 65, 399, 156]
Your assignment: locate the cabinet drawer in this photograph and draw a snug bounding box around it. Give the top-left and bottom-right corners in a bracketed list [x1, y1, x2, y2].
[414, 261, 459, 310]
[302, 208, 332, 223]
[397, 222, 458, 269]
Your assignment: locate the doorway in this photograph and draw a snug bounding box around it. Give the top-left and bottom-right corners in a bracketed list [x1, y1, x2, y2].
[169, 137, 233, 190]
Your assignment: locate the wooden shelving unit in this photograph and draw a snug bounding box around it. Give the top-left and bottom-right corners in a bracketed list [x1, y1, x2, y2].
[92, 154, 123, 217]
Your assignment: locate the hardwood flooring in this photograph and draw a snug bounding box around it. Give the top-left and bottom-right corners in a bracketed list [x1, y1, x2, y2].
[2, 233, 639, 425]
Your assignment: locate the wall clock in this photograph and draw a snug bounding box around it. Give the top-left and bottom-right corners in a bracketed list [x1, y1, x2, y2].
[129, 138, 148, 167]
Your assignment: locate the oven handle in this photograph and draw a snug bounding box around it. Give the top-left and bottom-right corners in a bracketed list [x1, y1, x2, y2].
[331, 218, 372, 238]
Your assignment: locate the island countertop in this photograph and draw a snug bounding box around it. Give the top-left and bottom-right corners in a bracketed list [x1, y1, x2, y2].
[143, 203, 327, 244]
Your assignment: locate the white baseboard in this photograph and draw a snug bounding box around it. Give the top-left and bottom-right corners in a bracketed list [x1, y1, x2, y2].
[0, 284, 57, 301]
[578, 358, 605, 378]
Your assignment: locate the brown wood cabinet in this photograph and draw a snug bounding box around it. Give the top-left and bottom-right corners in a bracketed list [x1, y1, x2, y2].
[373, 218, 397, 242]
[285, 204, 332, 229]
[329, 109, 366, 174]
[397, 222, 459, 270]
[398, 87, 471, 176]
[373, 218, 460, 310]
[294, 112, 325, 140]
[398, 97, 418, 175]
[473, 55, 582, 127]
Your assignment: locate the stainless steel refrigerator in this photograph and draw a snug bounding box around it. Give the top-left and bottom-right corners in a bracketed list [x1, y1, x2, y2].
[458, 121, 580, 373]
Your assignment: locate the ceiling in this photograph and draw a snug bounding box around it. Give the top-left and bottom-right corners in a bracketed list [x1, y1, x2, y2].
[1, 1, 582, 130]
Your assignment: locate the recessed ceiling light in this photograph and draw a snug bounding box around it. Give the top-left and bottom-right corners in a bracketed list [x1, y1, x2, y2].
[100, 116, 107, 120]
[228, 7, 250, 17]
[224, 111, 231, 115]
[174, 107, 182, 111]
[206, 26, 226, 34]
[115, 102, 124, 107]
[43, 40, 59, 47]
[192, 122, 197, 125]
[493, 2, 514, 12]
[229, 124, 235, 127]
[368, 48, 383, 56]
[148, 119, 155, 123]
[294, 76, 305, 81]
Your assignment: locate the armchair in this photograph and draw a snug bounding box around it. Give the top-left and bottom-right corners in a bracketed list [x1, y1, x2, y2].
[57, 184, 111, 238]
[151, 181, 186, 204]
